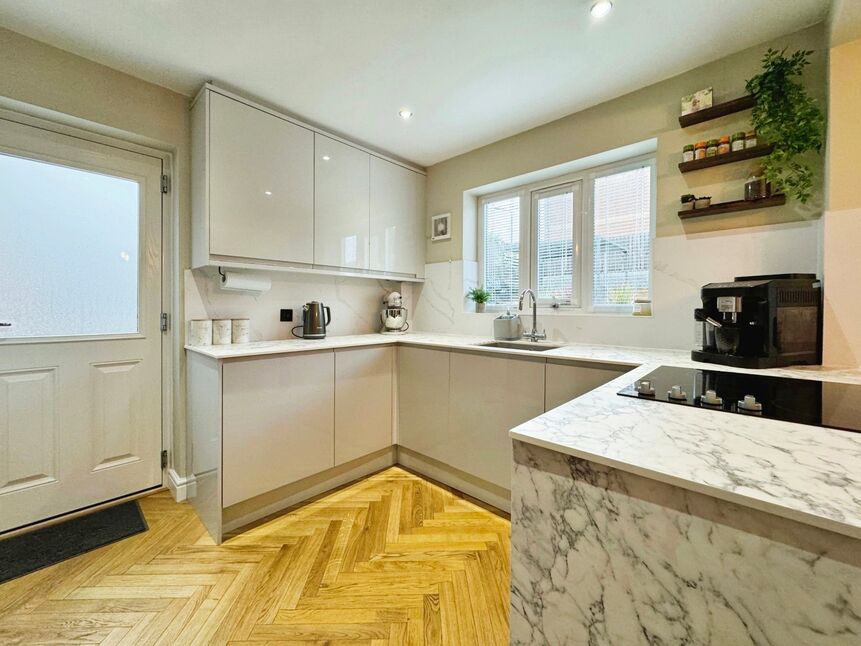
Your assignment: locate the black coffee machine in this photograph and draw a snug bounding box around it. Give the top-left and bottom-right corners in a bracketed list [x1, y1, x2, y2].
[692, 274, 822, 369]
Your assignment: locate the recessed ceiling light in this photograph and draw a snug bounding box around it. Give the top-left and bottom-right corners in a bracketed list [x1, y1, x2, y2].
[590, 0, 612, 18]
[264, 190, 272, 196]
[322, 155, 331, 161]
[398, 109, 413, 120]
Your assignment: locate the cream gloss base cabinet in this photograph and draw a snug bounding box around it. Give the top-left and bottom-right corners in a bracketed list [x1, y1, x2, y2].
[221, 351, 335, 507]
[191, 88, 315, 267]
[544, 360, 627, 411]
[397, 347, 545, 492]
[397, 346, 451, 460]
[446, 351, 545, 489]
[334, 346, 394, 466]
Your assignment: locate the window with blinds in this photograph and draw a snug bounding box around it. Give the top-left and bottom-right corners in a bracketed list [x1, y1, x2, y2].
[534, 184, 577, 304]
[591, 165, 652, 309]
[481, 195, 521, 306]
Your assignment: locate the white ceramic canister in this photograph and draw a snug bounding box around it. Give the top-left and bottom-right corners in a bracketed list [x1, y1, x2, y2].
[212, 319, 232, 345]
[187, 319, 213, 346]
[231, 318, 250, 344]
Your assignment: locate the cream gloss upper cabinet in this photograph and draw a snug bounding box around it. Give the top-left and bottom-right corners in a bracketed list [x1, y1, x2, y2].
[370, 157, 426, 277]
[192, 88, 315, 266]
[314, 134, 370, 269]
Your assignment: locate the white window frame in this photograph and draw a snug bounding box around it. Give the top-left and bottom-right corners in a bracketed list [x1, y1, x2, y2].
[477, 154, 655, 314]
[529, 181, 582, 308]
[477, 188, 529, 309]
[583, 156, 657, 313]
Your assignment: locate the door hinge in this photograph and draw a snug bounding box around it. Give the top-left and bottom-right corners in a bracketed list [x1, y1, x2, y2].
[160, 312, 170, 332]
[161, 450, 168, 469]
[161, 174, 171, 194]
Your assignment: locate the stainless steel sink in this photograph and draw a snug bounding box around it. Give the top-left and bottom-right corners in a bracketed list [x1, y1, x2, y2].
[475, 341, 563, 352]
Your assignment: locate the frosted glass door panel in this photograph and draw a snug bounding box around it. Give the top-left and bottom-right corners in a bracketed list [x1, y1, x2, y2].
[0, 153, 140, 338]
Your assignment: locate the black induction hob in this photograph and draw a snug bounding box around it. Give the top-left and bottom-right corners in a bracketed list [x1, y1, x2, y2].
[618, 366, 861, 434]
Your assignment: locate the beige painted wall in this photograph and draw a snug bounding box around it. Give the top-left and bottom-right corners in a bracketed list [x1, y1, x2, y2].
[823, 36, 861, 368]
[425, 23, 827, 264]
[826, 38, 861, 213]
[0, 27, 193, 475]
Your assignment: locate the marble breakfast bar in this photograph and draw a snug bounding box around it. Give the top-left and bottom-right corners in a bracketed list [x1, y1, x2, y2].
[509, 361, 861, 645]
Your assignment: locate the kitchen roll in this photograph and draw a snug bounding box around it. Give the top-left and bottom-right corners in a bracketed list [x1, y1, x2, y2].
[219, 271, 271, 293]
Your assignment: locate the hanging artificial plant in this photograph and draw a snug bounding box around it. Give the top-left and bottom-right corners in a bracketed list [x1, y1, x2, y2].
[745, 48, 825, 204]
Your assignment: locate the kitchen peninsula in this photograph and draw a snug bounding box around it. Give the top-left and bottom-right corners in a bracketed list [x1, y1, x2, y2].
[509, 360, 861, 645]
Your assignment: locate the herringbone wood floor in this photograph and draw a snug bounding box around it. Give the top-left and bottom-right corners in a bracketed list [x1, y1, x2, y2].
[0, 467, 510, 645]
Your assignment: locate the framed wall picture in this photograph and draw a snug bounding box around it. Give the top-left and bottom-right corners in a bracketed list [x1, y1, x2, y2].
[431, 212, 451, 241]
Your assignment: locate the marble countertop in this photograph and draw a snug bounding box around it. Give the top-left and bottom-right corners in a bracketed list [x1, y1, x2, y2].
[510, 359, 861, 540]
[184, 331, 684, 366]
[186, 331, 861, 539]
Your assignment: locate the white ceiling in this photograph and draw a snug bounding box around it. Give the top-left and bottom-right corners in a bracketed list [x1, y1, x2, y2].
[0, 0, 830, 166]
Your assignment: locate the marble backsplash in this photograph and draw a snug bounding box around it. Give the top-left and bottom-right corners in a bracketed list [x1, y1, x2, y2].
[184, 268, 401, 342]
[511, 440, 861, 645]
[412, 219, 822, 350]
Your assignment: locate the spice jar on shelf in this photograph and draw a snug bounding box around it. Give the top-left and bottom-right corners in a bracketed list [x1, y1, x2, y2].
[717, 135, 731, 155]
[682, 144, 695, 163]
[745, 130, 758, 149]
[731, 132, 746, 152]
[694, 141, 707, 160]
[706, 139, 719, 157]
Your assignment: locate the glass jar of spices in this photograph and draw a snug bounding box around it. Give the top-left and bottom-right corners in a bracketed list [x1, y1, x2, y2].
[717, 135, 731, 155]
[731, 132, 746, 152]
[706, 139, 719, 157]
[694, 141, 707, 160]
[682, 144, 695, 163]
[745, 130, 757, 149]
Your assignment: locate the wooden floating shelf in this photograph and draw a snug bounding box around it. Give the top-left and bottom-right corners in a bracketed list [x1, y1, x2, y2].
[679, 95, 756, 127]
[678, 194, 786, 219]
[678, 144, 774, 173]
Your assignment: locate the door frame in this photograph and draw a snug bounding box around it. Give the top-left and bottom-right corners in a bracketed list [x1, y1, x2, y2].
[0, 100, 181, 502]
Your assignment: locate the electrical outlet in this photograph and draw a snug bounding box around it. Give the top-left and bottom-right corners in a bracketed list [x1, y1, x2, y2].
[280, 308, 293, 322]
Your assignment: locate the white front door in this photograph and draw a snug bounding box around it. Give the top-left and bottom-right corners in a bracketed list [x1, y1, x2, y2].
[0, 117, 164, 533]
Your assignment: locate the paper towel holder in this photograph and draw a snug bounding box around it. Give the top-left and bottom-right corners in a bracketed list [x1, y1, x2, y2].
[217, 266, 272, 293]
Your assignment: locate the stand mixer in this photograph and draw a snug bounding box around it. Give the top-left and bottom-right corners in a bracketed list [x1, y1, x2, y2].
[380, 292, 409, 334]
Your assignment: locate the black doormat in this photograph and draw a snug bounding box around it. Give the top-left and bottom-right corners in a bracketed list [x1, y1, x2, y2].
[0, 501, 148, 584]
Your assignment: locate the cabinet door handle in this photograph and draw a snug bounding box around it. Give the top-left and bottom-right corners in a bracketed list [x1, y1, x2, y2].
[0, 322, 11, 327]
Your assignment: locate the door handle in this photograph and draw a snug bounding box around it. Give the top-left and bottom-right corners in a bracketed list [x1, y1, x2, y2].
[0, 322, 11, 327]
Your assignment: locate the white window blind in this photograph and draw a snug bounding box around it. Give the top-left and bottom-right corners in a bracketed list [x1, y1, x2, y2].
[534, 185, 575, 304]
[482, 195, 520, 306]
[591, 165, 652, 308]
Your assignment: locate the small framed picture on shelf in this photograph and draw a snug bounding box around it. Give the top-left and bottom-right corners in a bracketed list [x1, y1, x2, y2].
[681, 87, 713, 116]
[431, 212, 451, 241]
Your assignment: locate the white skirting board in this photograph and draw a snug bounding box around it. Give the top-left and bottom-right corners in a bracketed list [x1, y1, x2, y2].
[167, 468, 197, 503]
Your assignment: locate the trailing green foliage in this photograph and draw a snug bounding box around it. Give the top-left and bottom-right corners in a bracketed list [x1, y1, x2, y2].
[466, 286, 490, 304]
[745, 48, 825, 203]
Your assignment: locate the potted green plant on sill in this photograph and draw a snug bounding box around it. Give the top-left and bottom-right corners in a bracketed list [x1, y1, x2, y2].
[745, 48, 825, 204]
[467, 286, 491, 313]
